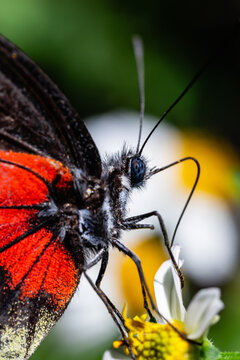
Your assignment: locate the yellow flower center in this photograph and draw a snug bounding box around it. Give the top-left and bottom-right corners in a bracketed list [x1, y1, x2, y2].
[113, 307, 199, 360]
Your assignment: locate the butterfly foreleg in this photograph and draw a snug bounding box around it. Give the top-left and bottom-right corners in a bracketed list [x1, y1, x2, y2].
[122, 211, 184, 288]
[122, 213, 155, 230]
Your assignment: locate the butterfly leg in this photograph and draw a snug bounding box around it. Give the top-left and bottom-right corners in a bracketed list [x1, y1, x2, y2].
[83, 248, 111, 287]
[83, 250, 132, 351]
[83, 249, 124, 326]
[111, 239, 200, 344]
[112, 238, 155, 321]
[83, 248, 106, 270]
[122, 211, 184, 288]
[123, 214, 154, 230]
[82, 248, 109, 287]
[84, 271, 136, 360]
[95, 250, 109, 288]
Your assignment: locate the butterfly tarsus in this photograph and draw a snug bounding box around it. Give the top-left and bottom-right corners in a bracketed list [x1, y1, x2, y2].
[151, 210, 184, 288]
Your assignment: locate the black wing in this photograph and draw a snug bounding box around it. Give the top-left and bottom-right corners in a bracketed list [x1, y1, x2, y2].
[0, 34, 102, 178]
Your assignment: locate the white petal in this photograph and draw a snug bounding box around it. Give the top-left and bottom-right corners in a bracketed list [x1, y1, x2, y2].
[185, 288, 224, 339]
[154, 245, 185, 321]
[102, 350, 129, 360]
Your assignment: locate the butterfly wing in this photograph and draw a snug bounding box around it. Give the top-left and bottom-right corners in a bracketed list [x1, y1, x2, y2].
[0, 36, 101, 356]
[0, 34, 102, 178]
[0, 151, 82, 359]
[0, 35, 101, 358]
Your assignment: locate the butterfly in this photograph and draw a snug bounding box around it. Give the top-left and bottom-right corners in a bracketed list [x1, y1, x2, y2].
[0, 34, 200, 359]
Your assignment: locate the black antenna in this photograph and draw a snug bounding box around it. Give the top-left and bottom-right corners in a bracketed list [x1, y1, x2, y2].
[132, 36, 145, 154]
[139, 61, 209, 155]
[139, 20, 240, 155]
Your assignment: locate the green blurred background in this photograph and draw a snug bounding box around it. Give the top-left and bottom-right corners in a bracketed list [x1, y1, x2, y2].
[0, 0, 239, 359]
[0, 0, 239, 143]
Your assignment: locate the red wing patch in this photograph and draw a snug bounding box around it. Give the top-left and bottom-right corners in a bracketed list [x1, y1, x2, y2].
[0, 225, 78, 309]
[0, 151, 80, 359]
[0, 150, 73, 207]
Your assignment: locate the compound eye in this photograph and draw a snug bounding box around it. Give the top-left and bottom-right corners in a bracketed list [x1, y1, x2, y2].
[130, 157, 146, 186]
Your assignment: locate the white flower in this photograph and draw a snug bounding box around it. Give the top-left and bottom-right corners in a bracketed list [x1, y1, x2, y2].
[102, 246, 224, 359]
[154, 245, 224, 339]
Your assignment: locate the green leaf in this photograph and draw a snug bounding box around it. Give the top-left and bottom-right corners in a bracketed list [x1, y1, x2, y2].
[218, 352, 240, 360]
[200, 338, 221, 360]
[198, 338, 240, 360]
